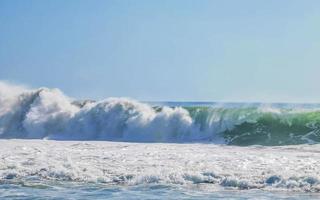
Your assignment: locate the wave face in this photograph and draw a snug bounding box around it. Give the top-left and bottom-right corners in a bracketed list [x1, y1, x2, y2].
[1, 82, 320, 145]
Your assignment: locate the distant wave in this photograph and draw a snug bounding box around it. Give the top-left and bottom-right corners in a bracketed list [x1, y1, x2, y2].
[1, 81, 320, 145]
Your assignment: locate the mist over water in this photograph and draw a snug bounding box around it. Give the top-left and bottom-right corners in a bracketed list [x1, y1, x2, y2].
[1, 81, 320, 145]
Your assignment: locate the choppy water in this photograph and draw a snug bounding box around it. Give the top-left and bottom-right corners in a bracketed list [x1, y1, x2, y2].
[1, 182, 320, 200]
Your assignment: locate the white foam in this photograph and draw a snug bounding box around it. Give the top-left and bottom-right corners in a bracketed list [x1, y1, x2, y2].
[1, 140, 320, 192]
[0, 82, 204, 141]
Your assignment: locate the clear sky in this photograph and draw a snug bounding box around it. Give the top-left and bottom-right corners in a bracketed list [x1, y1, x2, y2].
[1, 0, 320, 102]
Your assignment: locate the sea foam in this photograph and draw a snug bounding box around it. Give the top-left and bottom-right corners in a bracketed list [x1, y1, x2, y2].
[1, 140, 320, 192]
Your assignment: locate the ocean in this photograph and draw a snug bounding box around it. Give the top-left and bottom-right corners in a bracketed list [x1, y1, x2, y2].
[1, 84, 320, 199]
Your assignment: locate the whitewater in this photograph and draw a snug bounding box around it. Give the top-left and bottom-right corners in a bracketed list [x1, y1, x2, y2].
[1, 81, 320, 199]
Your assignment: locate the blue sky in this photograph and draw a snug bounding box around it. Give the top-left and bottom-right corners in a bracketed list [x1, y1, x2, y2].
[1, 0, 320, 102]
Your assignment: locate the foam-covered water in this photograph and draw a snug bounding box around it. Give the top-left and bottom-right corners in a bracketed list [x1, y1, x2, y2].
[1, 140, 320, 199]
[1, 81, 320, 145]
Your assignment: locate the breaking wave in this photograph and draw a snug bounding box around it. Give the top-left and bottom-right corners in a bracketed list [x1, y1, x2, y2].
[1, 81, 320, 145]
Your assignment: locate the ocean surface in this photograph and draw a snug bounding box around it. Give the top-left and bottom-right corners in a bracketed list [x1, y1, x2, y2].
[1, 82, 320, 199]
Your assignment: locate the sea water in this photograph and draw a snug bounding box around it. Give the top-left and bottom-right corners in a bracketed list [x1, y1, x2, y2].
[1, 82, 320, 199]
[2, 182, 320, 200]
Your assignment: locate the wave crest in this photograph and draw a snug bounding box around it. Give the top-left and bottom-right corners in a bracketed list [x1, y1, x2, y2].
[0, 83, 197, 141]
[1, 81, 320, 145]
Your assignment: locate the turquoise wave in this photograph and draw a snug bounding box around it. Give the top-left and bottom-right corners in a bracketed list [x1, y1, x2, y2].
[185, 107, 320, 146]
